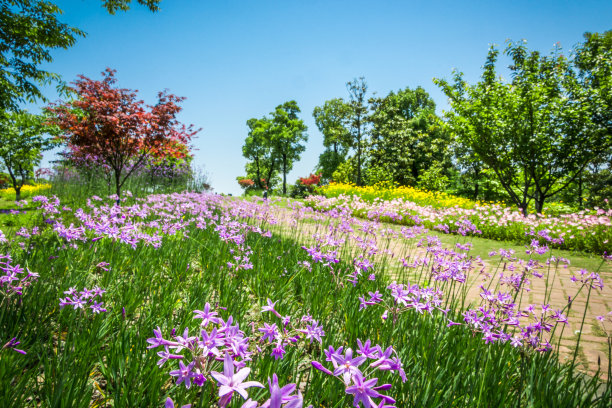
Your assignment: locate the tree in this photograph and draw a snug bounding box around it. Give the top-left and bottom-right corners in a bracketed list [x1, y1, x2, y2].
[572, 30, 612, 207]
[434, 40, 607, 215]
[369, 86, 451, 187]
[0, 0, 84, 111]
[0, 110, 58, 200]
[102, 0, 161, 14]
[0, 0, 161, 112]
[313, 98, 352, 181]
[270, 101, 308, 195]
[46, 68, 198, 198]
[346, 77, 370, 186]
[242, 117, 277, 190]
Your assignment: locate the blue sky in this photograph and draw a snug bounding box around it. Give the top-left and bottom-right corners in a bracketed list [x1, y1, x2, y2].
[36, 0, 612, 195]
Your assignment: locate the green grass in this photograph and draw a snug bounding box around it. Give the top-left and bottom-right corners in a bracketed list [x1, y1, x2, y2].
[0, 189, 610, 407]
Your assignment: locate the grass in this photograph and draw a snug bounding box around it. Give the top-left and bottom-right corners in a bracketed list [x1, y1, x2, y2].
[1, 188, 610, 407]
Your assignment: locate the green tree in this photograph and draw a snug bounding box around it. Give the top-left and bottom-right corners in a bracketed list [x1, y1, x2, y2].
[573, 30, 612, 207]
[346, 77, 370, 186]
[0, 110, 57, 200]
[242, 117, 277, 190]
[102, 0, 161, 14]
[0, 0, 84, 111]
[270, 101, 308, 195]
[0, 0, 161, 112]
[369, 86, 451, 187]
[435, 40, 608, 215]
[313, 98, 352, 181]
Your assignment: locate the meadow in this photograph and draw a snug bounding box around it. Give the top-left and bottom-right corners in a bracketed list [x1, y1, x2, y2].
[1, 185, 611, 407]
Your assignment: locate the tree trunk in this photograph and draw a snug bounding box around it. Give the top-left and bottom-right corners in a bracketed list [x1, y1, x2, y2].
[255, 157, 263, 189]
[535, 195, 544, 215]
[282, 155, 287, 195]
[115, 170, 122, 204]
[15, 187, 21, 202]
[356, 135, 362, 186]
[577, 174, 583, 209]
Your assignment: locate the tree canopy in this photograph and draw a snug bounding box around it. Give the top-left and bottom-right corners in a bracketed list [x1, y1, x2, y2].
[46, 68, 198, 198]
[434, 40, 608, 214]
[313, 98, 352, 181]
[369, 86, 450, 186]
[270, 101, 307, 195]
[0, 110, 58, 200]
[241, 101, 307, 194]
[0, 0, 84, 111]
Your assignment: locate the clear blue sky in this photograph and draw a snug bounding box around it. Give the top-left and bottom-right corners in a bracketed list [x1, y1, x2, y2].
[36, 0, 611, 195]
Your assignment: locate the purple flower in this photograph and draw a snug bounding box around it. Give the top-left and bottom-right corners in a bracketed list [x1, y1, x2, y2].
[345, 373, 381, 408]
[89, 301, 107, 314]
[271, 341, 286, 360]
[169, 360, 196, 389]
[300, 321, 325, 344]
[260, 374, 300, 408]
[156, 347, 184, 367]
[193, 302, 219, 326]
[356, 339, 378, 359]
[165, 397, 191, 408]
[311, 361, 333, 376]
[332, 348, 367, 384]
[262, 299, 282, 318]
[210, 353, 264, 407]
[3, 337, 26, 355]
[259, 323, 279, 344]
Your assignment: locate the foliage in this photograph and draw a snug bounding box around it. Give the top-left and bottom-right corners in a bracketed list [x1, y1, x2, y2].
[0, 0, 84, 112]
[270, 101, 308, 195]
[0, 110, 58, 200]
[313, 98, 352, 180]
[417, 161, 450, 192]
[434, 40, 609, 215]
[102, 0, 161, 14]
[369, 86, 452, 187]
[345, 77, 371, 186]
[0, 0, 161, 113]
[243, 102, 307, 195]
[243, 117, 277, 190]
[46, 68, 198, 198]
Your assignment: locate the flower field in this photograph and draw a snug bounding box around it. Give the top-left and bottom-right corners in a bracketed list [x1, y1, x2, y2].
[312, 183, 612, 254]
[0, 184, 52, 201]
[1, 192, 611, 407]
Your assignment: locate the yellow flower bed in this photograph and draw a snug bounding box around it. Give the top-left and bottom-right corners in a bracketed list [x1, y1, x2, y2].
[0, 183, 52, 200]
[317, 182, 486, 209]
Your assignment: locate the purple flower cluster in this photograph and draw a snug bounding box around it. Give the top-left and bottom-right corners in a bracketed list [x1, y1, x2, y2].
[148, 303, 311, 407]
[312, 340, 405, 407]
[570, 269, 604, 290]
[0, 254, 39, 297]
[457, 287, 569, 351]
[59, 286, 107, 314]
[257, 298, 325, 360]
[359, 281, 445, 324]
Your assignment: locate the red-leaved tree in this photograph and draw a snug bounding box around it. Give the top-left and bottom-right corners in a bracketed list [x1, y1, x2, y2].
[46, 68, 199, 197]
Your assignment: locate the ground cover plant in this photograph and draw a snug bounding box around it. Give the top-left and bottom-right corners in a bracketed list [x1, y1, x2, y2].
[1, 188, 611, 407]
[312, 183, 612, 254]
